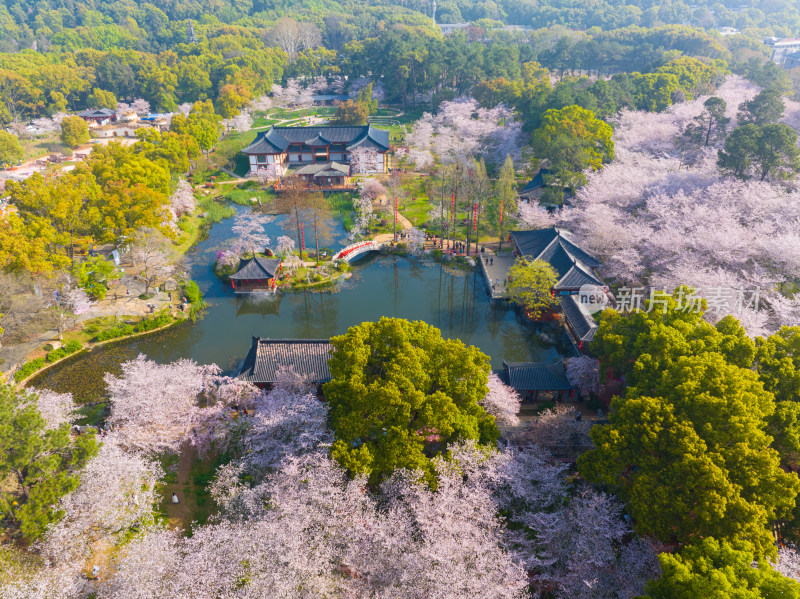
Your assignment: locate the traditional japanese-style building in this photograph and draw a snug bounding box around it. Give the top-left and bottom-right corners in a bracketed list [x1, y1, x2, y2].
[76, 108, 117, 125]
[230, 256, 282, 293]
[497, 359, 575, 401]
[294, 161, 352, 188]
[510, 228, 604, 295]
[559, 294, 599, 351]
[237, 338, 333, 386]
[241, 125, 390, 177]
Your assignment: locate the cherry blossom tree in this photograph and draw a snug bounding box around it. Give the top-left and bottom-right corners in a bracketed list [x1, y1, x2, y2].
[228, 211, 274, 257]
[405, 227, 426, 255]
[249, 95, 272, 112]
[104, 355, 227, 455]
[360, 179, 386, 204]
[229, 111, 252, 133]
[216, 248, 240, 270]
[115, 101, 131, 118]
[130, 98, 151, 115]
[516, 403, 593, 456]
[518, 201, 557, 229]
[406, 98, 523, 169]
[169, 178, 196, 218]
[41, 440, 163, 566]
[349, 147, 381, 174]
[481, 373, 522, 426]
[47, 287, 94, 340]
[557, 75, 800, 335]
[256, 164, 280, 183]
[275, 235, 295, 256]
[131, 228, 174, 295]
[32, 389, 76, 430]
[565, 356, 600, 397]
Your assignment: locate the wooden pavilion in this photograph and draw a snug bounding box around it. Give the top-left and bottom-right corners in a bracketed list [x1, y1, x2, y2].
[230, 256, 282, 294]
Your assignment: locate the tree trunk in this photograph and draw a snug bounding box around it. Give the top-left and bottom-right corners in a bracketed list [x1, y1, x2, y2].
[314, 216, 319, 266]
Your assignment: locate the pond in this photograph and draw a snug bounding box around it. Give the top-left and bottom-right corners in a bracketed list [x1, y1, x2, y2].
[31, 205, 573, 402]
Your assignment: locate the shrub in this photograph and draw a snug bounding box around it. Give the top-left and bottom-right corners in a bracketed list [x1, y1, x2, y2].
[46, 348, 67, 362]
[135, 313, 172, 333]
[183, 280, 202, 304]
[14, 358, 46, 383]
[63, 340, 82, 353]
[95, 323, 134, 342]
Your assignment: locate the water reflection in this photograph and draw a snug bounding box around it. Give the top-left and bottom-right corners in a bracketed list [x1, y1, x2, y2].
[31, 209, 572, 401]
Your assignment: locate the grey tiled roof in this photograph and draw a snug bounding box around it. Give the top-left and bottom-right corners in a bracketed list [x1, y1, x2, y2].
[230, 256, 281, 280]
[559, 295, 598, 342]
[510, 228, 603, 289]
[238, 338, 333, 384]
[242, 125, 390, 155]
[503, 360, 573, 391]
[77, 108, 116, 118]
[294, 161, 350, 176]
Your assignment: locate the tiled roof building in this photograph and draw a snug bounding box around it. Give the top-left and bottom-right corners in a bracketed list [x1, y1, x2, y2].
[241, 125, 390, 177]
[238, 338, 333, 386]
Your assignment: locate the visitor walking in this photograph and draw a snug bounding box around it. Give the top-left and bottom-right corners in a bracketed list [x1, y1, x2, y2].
[172, 493, 179, 504]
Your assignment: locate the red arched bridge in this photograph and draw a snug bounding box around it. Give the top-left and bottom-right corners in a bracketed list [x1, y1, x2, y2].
[335, 240, 384, 263]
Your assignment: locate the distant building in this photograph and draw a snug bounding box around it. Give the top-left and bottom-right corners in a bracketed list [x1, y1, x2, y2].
[76, 108, 116, 126]
[237, 338, 333, 386]
[518, 169, 573, 205]
[784, 50, 800, 70]
[92, 123, 145, 139]
[510, 228, 604, 294]
[438, 23, 470, 35]
[764, 37, 800, 67]
[241, 125, 390, 177]
[719, 27, 739, 36]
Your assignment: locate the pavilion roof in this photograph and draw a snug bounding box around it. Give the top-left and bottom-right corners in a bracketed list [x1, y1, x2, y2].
[230, 256, 281, 280]
[238, 338, 333, 384]
[559, 295, 599, 342]
[242, 125, 390, 154]
[502, 359, 573, 391]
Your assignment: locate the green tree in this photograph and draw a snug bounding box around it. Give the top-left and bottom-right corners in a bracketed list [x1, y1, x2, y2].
[580, 296, 800, 558]
[0, 384, 98, 543]
[682, 96, 729, 147]
[530, 105, 614, 202]
[489, 155, 517, 253]
[737, 89, 786, 126]
[170, 100, 221, 157]
[506, 257, 558, 317]
[324, 317, 496, 486]
[719, 123, 800, 181]
[755, 327, 800, 403]
[332, 99, 369, 125]
[73, 255, 121, 300]
[90, 88, 118, 109]
[60, 115, 90, 149]
[0, 131, 23, 167]
[646, 538, 800, 598]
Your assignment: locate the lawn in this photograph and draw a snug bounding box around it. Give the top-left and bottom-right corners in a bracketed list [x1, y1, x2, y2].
[18, 133, 67, 161]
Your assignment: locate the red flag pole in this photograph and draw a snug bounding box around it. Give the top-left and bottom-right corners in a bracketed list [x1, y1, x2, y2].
[473, 201, 478, 232]
[394, 196, 398, 242]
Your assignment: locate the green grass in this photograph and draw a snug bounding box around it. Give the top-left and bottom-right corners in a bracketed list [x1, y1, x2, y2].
[198, 196, 235, 222]
[188, 452, 232, 526]
[221, 187, 276, 206]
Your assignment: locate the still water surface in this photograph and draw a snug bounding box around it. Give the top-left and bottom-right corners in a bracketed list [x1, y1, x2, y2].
[32, 207, 570, 401]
